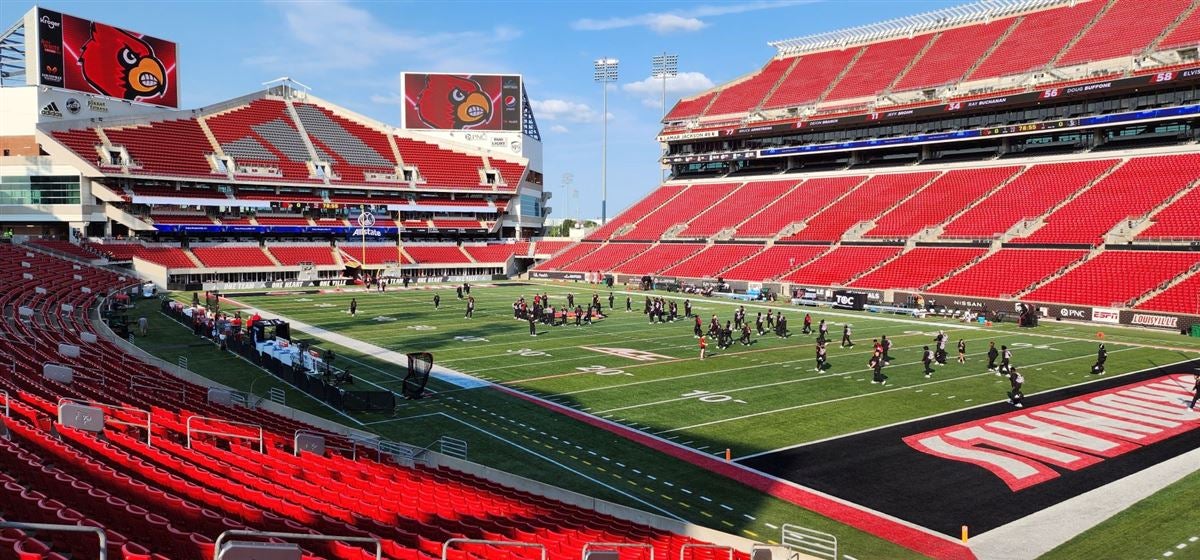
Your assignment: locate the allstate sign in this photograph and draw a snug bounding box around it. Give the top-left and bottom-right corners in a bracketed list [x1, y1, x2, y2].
[347, 227, 382, 239]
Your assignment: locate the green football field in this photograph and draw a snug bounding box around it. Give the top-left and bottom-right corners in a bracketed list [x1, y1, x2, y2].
[138, 280, 1200, 559]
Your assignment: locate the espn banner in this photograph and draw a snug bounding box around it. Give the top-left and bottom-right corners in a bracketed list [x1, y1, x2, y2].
[36, 8, 179, 108]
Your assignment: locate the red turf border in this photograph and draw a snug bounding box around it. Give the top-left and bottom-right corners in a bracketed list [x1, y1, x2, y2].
[495, 384, 977, 560]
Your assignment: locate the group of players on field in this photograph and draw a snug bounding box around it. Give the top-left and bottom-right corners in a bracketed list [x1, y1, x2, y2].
[355, 286, 1186, 410]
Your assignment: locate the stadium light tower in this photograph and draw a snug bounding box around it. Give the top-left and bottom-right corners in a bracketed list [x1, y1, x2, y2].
[593, 57, 619, 224]
[651, 53, 678, 117]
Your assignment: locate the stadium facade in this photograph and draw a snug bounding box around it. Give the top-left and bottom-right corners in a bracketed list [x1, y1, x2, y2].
[1, 7, 549, 289]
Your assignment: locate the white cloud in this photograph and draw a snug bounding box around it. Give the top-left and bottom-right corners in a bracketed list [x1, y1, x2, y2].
[550, 124, 570, 134]
[530, 99, 600, 123]
[248, 2, 521, 72]
[622, 72, 716, 109]
[572, 1, 816, 34]
[369, 92, 404, 106]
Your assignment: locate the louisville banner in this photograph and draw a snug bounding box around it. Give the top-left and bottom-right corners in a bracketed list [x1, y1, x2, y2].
[37, 8, 179, 108]
[402, 73, 521, 131]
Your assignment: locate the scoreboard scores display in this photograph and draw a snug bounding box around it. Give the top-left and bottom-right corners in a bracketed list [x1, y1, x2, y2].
[35, 8, 179, 108]
[401, 73, 522, 131]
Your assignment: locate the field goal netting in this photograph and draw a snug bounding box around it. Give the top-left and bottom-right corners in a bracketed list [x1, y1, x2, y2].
[402, 352, 433, 399]
[383, 265, 405, 279]
[297, 262, 319, 282]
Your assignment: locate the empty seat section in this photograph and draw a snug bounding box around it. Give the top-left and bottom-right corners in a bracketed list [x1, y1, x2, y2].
[1158, 7, 1200, 49]
[1015, 154, 1200, 245]
[268, 245, 337, 266]
[722, 245, 828, 281]
[624, 183, 740, 241]
[206, 99, 319, 183]
[892, 18, 1014, 92]
[105, 119, 217, 178]
[405, 245, 471, 264]
[561, 243, 652, 273]
[929, 249, 1088, 298]
[665, 91, 716, 121]
[940, 160, 1115, 239]
[429, 219, 483, 230]
[394, 138, 485, 188]
[84, 243, 196, 269]
[27, 240, 98, 260]
[588, 184, 686, 240]
[850, 247, 987, 290]
[489, 159, 527, 188]
[462, 243, 527, 263]
[782, 245, 902, 286]
[825, 35, 933, 102]
[866, 167, 1019, 238]
[536, 242, 597, 270]
[613, 244, 705, 275]
[661, 244, 765, 278]
[762, 49, 860, 110]
[531, 240, 571, 256]
[969, 1, 1106, 80]
[292, 103, 399, 184]
[339, 245, 408, 265]
[789, 172, 937, 241]
[1058, 0, 1191, 67]
[1025, 251, 1200, 307]
[49, 129, 103, 164]
[1136, 272, 1200, 314]
[680, 180, 795, 237]
[1137, 186, 1200, 240]
[191, 246, 274, 268]
[734, 176, 863, 238]
[703, 58, 793, 116]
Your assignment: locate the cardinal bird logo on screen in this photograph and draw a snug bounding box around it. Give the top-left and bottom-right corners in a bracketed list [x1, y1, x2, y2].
[414, 75, 493, 129]
[78, 22, 167, 102]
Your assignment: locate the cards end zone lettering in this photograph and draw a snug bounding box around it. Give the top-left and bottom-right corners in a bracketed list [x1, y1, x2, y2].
[904, 374, 1199, 492]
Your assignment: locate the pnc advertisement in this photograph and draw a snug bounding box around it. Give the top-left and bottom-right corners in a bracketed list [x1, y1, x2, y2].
[402, 73, 521, 131]
[37, 8, 179, 108]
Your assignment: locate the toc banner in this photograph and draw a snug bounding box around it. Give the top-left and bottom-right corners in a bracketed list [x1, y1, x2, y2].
[833, 290, 867, 311]
[1091, 307, 1120, 324]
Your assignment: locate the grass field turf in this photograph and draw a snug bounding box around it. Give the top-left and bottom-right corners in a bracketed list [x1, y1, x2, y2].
[136, 281, 1200, 559]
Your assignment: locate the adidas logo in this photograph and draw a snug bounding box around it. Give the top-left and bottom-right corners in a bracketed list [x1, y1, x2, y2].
[40, 102, 63, 118]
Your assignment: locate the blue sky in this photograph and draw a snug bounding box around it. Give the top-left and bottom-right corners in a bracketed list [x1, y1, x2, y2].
[2, 0, 957, 220]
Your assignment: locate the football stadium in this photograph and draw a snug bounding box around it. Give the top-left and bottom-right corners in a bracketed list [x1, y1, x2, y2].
[0, 1, 1198, 559]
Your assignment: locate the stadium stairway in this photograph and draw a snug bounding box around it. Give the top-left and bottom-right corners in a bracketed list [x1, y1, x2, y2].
[1001, 157, 1126, 243]
[1113, 176, 1200, 243]
[1045, 0, 1117, 69]
[1129, 261, 1200, 309]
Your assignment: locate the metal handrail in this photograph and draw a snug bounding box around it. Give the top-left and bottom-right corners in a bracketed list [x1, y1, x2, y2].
[293, 429, 357, 460]
[213, 529, 380, 560]
[0, 522, 107, 560]
[0, 390, 8, 417]
[583, 542, 653, 560]
[442, 539, 546, 560]
[679, 544, 733, 560]
[186, 415, 264, 453]
[57, 397, 152, 447]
